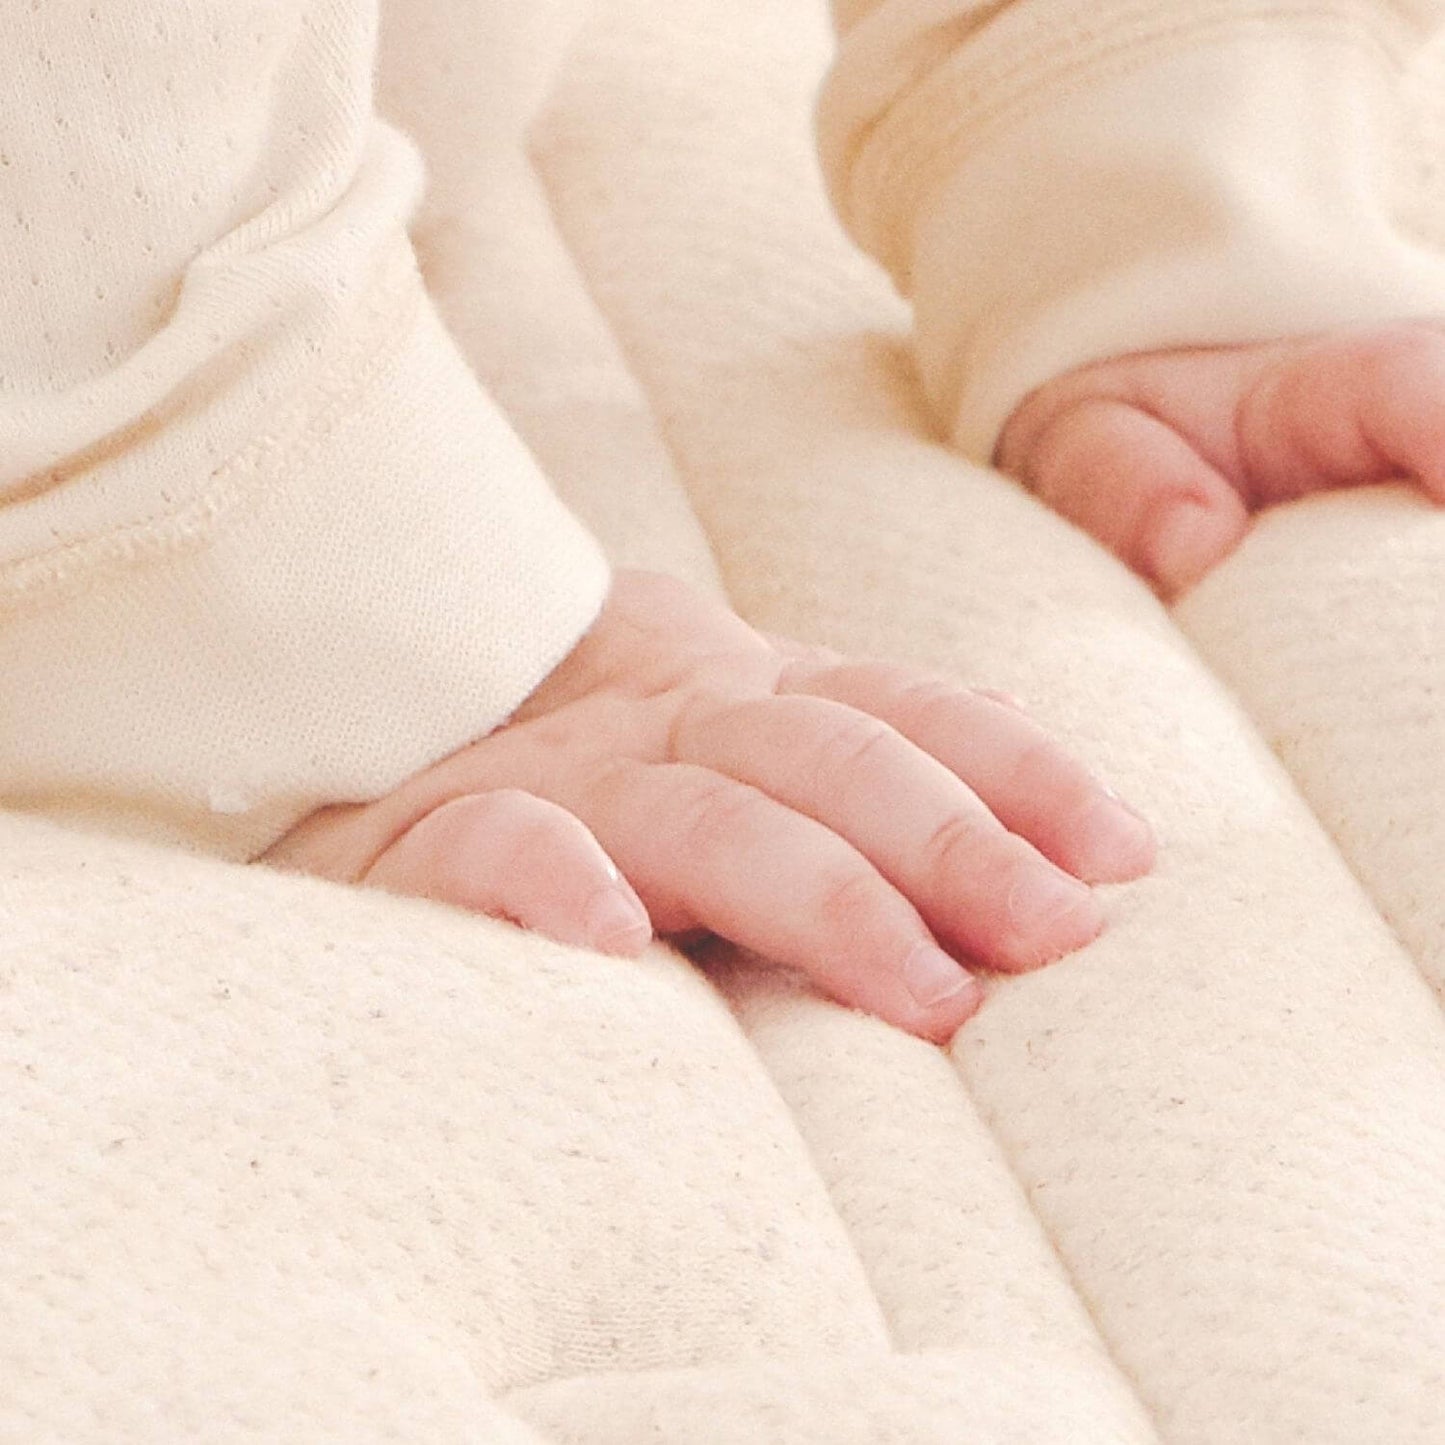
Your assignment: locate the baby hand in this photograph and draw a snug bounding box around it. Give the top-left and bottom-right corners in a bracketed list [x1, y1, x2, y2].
[262, 571, 1153, 1042]
[996, 321, 1445, 597]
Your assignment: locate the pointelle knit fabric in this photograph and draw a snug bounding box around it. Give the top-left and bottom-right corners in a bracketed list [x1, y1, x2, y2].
[7, 2, 1445, 1442]
[0, 0, 609, 861]
[820, 0, 1445, 459]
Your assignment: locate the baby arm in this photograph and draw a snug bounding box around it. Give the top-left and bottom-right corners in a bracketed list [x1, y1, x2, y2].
[0, 0, 1150, 1046]
[0, 0, 610, 859]
[819, 0, 1445, 596]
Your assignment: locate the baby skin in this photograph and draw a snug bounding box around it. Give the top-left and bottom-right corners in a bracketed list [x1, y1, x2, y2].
[997, 320, 1445, 597]
[265, 569, 1154, 1044]
[264, 318, 1444, 1044]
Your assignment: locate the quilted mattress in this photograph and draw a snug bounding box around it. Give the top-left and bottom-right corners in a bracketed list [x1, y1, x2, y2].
[6, 2, 1445, 1440]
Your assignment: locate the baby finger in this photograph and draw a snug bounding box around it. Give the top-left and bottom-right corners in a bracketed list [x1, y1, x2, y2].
[775, 663, 1154, 885]
[671, 691, 1104, 971]
[362, 788, 652, 956]
[576, 758, 983, 1042]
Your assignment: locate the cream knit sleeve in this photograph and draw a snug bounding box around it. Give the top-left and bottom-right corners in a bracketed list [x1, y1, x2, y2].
[818, 0, 1445, 463]
[0, 0, 609, 861]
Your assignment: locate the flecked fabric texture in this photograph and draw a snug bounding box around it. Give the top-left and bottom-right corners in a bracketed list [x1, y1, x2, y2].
[534, 3, 1445, 1440]
[7, 1, 1445, 1442]
[0, 0, 610, 860]
[820, 0, 1445, 459]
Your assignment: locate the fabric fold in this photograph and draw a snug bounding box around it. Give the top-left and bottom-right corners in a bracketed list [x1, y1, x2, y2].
[0, 1, 609, 859]
[818, 0, 1445, 459]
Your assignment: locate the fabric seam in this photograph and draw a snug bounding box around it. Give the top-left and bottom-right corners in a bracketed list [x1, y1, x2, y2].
[845, 3, 1407, 285]
[0, 239, 424, 615]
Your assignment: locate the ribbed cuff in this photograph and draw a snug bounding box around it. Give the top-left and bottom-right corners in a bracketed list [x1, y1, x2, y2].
[822, 0, 1413, 287]
[1, 242, 610, 860]
[822, 1, 1445, 461]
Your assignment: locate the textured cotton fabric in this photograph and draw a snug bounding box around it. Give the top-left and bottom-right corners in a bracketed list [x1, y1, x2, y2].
[819, 0, 1445, 459]
[8, 2, 1445, 1443]
[0, 0, 609, 861]
[5, 0, 1443, 860]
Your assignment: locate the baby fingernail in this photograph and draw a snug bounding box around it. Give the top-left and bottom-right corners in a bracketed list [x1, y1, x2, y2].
[903, 944, 976, 1007]
[585, 886, 651, 955]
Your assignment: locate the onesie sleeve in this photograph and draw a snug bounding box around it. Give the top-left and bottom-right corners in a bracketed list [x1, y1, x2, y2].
[0, 0, 610, 861]
[817, 0, 1445, 463]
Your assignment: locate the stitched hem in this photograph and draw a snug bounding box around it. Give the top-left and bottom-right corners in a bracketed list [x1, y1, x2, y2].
[841, 0, 1411, 286]
[0, 238, 423, 613]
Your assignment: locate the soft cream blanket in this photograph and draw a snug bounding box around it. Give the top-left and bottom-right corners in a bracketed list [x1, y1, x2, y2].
[7, 2, 1445, 1440]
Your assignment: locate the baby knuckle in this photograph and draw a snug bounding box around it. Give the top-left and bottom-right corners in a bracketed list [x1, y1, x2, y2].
[923, 810, 999, 878]
[1006, 737, 1085, 801]
[665, 688, 734, 763]
[434, 790, 537, 844]
[462, 788, 541, 825]
[894, 676, 966, 732]
[813, 715, 894, 783]
[677, 776, 766, 853]
[456, 792, 589, 868]
[815, 867, 884, 931]
[513, 813, 585, 869]
[1031, 396, 1129, 468]
[407, 792, 501, 848]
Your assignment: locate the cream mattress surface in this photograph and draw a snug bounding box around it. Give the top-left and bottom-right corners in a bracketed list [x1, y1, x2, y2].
[7, 2, 1445, 1440]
